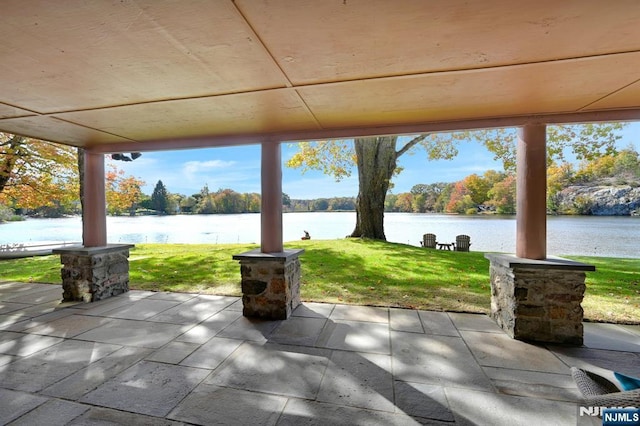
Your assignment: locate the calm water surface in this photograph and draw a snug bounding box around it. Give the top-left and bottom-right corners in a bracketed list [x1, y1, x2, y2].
[1, 212, 637, 258]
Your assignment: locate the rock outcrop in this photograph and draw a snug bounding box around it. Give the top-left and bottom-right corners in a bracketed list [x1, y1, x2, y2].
[554, 185, 640, 215]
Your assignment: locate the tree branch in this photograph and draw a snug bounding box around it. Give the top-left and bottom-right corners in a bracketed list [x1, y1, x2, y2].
[396, 134, 430, 158]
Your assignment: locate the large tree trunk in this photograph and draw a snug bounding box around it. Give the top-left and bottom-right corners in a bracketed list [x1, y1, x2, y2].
[350, 136, 398, 240]
[0, 135, 25, 193]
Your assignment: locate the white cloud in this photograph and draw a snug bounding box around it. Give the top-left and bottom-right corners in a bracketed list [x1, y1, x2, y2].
[182, 159, 236, 177]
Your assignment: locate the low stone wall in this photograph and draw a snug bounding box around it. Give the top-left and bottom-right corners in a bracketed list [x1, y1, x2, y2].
[54, 244, 133, 302]
[233, 249, 304, 320]
[486, 254, 595, 345]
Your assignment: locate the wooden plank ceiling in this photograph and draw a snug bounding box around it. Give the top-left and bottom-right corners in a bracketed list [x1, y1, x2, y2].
[1, 0, 640, 152]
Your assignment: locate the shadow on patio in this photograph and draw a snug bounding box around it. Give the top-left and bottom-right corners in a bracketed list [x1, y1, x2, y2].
[1, 282, 638, 425]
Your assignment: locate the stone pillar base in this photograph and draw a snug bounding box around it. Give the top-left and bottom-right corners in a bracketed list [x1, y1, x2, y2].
[485, 253, 595, 345]
[233, 249, 304, 320]
[53, 244, 134, 302]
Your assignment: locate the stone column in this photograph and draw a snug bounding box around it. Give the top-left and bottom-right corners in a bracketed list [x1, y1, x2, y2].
[233, 249, 304, 320]
[54, 244, 133, 302]
[485, 253, 594, 345]
[516, 124, 547, 260]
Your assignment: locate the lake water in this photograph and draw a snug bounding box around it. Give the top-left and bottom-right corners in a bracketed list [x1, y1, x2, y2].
[1, 212, 638, 258]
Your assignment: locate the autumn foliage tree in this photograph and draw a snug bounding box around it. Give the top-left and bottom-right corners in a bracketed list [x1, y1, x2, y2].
[0, 133, 78, 213]
[105, 165, 145, 215]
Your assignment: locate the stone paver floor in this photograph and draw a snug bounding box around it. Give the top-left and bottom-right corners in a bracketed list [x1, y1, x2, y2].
[1, 282, 639, 425]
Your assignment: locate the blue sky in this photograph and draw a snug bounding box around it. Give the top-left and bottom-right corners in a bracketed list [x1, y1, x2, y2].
[115, 123, 640, 200]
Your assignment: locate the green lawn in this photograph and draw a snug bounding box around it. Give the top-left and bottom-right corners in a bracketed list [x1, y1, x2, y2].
[1, 239, 637, 323]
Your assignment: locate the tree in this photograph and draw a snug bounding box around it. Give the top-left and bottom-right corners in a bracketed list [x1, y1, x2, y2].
[105, 165, 145, 215]
[487, 175, 517, 214]
[151, 180, 169, 214]
[0, 133, 78, 212]
[287, 123, 625, 240]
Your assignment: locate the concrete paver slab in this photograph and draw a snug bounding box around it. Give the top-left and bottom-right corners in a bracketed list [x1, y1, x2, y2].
[390, 308, 423, 333]
[0, 339, 121, 392]
[317, 350, 395, 412]
[418, 310, 459, 336]
[277, 397, 429, 426]
[175, 309, 242, 344]
[146, 341, 201, 364]
[169, 383, 287, 426]
[147, 292, 197, 302]
[216, 316, 282, 342]
[3, 307, 81, 332]
[292, 302, 335, 318]
[548, 346, 640, 378]
[179, 337, 243, 370]
[0, 333, 63, 356]
[80, 360, 209, 417]
[41, 346, 153, 400]
[393, 380, 454, 421]
[7, 398, 89, 426]
[4, 287, 62, 304]
[68, 406, 184, 425]
[583, 322, 640, 352]
[269, 316, 327, 346]
[73, 318, 186, 348]
[330, 304, 389, 323]
[98, 299, 180, 320]
[445, 387, 579, 426]
[460, 330, 569, 373]
[148, 295, 236, 324]
[482, 366, 581, 402]
[207, 342, 331, 399]
[24, 314, 112, 338]
[0, 388, 48, 425]
[0, 302, 31, 315]
[316, 320, 391, 354]
[391, 331, 494, 391]
[448, 312, 505, 333]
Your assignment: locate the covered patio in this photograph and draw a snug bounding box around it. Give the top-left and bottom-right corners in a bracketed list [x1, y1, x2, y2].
[1, 282, 639, 425]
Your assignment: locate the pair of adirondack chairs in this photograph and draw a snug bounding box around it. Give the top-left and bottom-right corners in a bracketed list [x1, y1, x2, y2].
[420, 233, 471, 252]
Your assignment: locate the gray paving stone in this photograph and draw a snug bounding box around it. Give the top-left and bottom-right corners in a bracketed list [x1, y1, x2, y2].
[0, 302, 31, 315]
[169, 383, 287, 426]
[175, 309, 242, 344]
[0, 353, 17, 366]
[317, 350, 395, 412]
[0, 282, 53, 297]
[0, 339, 121, 392]
[0, 333, 63, 356]
[0, 388, 48, 425]
[4, 307, 82, 332]
[460, 330, 569, 373]
[74, 297, 135, 316]
[418, 310, 459, 336]
[98, 298, 180, 320]
[68, 406, 184, 425]
[148, 294, 237, 324]
[269, 316, 327, 346]
[482, 366, 581, 402]
[41, 346, 153, 400]
[276, 398, 428, 426]
[5, 287, 62, 304]
[73, 318, 186, 348]
[316, 320, 391, 354]
[583, 322, 640, 352]
[8, 399, 89, 426]
[548, 346, 640, 377]
[394, 381, 454, 421]
[207, 342, 331, 399]
[0, 314, 30, 330]
[147, 292, 197, 302]
[180, 337, 243, 369]
[225, 298, 243, 311]
[80, 360, 209, 417]
[390, 308, 424, 333]
[448, 312, 505, 333]
[391, 331, 494, 391]
[330, 304, 389, 323]
[146, 341, 201, 364]
[292, 302, 335, 318]
[618, 324, 640, 338]
[24, 314, 112, 338]
[216, 315, 282, 342]
[445, 387, 579, 426]
[0, 330, 23, 343]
